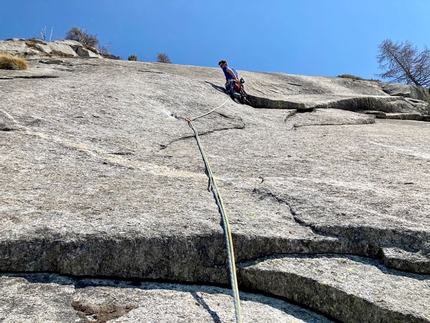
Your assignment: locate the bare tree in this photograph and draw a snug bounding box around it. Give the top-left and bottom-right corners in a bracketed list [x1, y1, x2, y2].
[157, 53, 171, 64]
[98, 42, 111, 55]
[49, 27, 54, 42]
[65, 27, 99, 48]
[38, 26, 54, 41]
[377, 39, 430, 87]
[39, 26, 46, 41]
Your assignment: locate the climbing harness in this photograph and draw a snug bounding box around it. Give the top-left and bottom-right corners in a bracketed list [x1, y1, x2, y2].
[185, 98, 242, 323]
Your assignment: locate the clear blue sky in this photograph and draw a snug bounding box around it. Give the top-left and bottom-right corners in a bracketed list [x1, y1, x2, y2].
[1, 0, 430, 80]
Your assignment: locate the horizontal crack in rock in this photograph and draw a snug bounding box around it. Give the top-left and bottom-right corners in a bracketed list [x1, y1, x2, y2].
[251, 188, 416, 267]
[247, 95, 307, 110]
[239, 254, 430, 323]
[160, 124, 245, 150]
[0, 75, 59, 80]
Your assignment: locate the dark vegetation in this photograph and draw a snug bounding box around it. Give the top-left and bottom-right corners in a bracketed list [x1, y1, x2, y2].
[157, 53, 171, 64]
[65, 27, 99, 48]
[337, 39, 430, 90]
[378, 39, 430, 87]
[337, 74, 380, 82]
[337, 74, 365, 81]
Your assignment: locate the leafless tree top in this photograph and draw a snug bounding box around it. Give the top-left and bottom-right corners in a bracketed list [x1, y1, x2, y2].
[377, 39, 430, 87]
[65, 27, 99, 48]
[157, 53, 171, 64]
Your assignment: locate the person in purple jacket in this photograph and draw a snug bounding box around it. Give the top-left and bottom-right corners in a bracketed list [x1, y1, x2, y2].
[218, 60, 241, 100]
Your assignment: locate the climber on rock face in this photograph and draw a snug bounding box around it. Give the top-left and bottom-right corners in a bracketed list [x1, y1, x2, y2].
[218, 60, 241, 101]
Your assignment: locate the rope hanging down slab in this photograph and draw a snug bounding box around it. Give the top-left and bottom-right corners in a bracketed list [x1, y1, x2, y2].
[185, 98, 242, 323]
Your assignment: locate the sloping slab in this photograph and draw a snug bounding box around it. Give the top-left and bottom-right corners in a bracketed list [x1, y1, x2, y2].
[0, 274, 333, 323]
[142, 62, 429, 114]
[240, 254, 430, 323]
[0, 58, 429, 322]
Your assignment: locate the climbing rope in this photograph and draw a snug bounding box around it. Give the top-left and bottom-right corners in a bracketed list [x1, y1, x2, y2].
[185, 98, 242, 323]
[187, 98, 230, 122]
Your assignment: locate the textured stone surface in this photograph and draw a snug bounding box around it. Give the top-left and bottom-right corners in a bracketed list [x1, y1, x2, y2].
[0, 57, 429, 321]
[240, 255, 430, 323]
[0, 276, 79, 323]
[382, 82, 430, 102]
[0, 39, 40, 56]
[0, 38, 102, 58]
[0, 274, 333, 323]
[242, 72, 429, 116]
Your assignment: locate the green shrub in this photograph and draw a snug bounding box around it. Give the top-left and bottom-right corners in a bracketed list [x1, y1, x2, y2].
[0, 53, 29, 70]
[128, 55, 138, 61]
